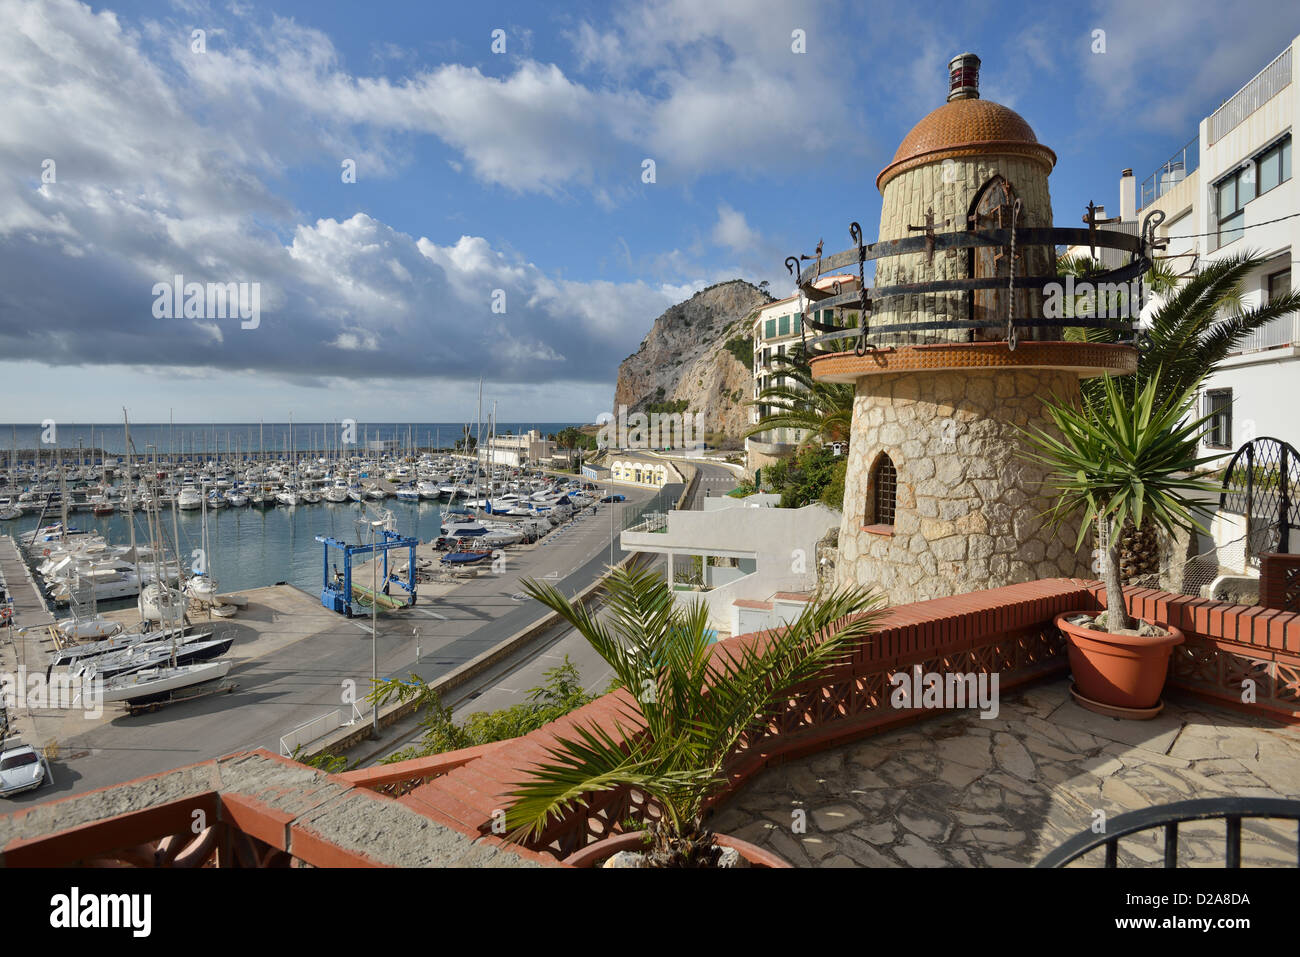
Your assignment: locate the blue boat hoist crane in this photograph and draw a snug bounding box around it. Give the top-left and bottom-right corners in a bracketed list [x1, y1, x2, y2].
[315, 530, 419, 617]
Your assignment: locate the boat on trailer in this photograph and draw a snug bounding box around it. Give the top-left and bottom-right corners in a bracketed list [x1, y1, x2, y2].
[74, 634, 233, 681]
[97, 659, 233, 706]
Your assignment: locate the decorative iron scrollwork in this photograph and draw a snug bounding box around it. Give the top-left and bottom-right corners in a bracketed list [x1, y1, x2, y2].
[790, 219, 1151, 356]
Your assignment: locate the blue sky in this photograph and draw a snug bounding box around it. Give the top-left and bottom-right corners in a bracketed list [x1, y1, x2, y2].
[2, 0, 1298, 424]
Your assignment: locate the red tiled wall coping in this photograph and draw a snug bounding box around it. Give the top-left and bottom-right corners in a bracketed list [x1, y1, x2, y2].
[0, 749, 553, 868]
[1083, 581, 1300, 654]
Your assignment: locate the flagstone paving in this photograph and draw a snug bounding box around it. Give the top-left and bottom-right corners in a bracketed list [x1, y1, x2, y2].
[709, 680, 1300, 867]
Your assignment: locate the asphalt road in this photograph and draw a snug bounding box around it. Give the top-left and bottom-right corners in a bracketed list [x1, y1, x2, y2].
[384, 456, 740, 755]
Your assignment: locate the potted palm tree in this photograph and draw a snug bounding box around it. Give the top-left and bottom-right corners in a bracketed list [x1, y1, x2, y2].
[1017, 372, 1223, 717]
[504, 564, 885, 866]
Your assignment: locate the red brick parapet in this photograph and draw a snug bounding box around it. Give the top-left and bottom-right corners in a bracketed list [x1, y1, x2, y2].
[406, 578, 1092, 858]
[396, 577, 1300, 859]
[8, 579, 1297, 866]
[1083, 580, 1300, 720]
[1260, 553, 1300, 614]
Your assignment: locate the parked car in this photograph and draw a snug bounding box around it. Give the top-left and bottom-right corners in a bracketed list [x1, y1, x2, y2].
[0, 741, 50, 798]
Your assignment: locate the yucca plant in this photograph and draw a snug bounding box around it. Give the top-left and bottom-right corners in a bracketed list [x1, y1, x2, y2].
[1016, 371, 1224, 631]
[505, 564, 885, 865]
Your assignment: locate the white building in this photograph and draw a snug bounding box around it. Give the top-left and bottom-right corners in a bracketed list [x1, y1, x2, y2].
[476, 429, 553, 468]
[745, 274, 862, 473]
[620, 497, 838, 634]
[1078, 37, 1298, 458]
[606, 452, 680, 488]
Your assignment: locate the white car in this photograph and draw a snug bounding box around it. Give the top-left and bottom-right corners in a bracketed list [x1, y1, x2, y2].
[0, 742, 50, 798]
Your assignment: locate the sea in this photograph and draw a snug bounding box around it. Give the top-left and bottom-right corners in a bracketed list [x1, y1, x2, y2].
[0, 421, 588, 457]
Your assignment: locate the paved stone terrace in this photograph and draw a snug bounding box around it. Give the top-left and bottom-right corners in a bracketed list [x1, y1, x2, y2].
[709, 679, 1300, 867]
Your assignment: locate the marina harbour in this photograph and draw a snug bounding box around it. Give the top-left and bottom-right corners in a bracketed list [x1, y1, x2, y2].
[0, 424, 710, 803]
[3, 497, 457, 600]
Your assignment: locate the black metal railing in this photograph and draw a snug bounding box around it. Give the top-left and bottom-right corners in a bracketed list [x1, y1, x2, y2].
[1219, 437, 1300, 562]
[1037, 797, 1300, 868]
[788, 208, 1164, 357]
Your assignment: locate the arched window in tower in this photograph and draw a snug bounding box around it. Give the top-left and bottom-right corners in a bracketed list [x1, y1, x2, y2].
[967, 176, 1030, 340]
[867, 452, 897, 528]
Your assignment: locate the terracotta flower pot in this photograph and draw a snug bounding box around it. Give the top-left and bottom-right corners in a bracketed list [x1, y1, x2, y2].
[1054, 612, 1185, 713]
[562, 830, 791, 868]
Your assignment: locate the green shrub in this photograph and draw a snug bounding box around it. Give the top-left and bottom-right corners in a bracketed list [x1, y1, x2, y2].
[369, 657, 595, 761]
[770, 444, 841, 508]
[723, 335, 753, 366]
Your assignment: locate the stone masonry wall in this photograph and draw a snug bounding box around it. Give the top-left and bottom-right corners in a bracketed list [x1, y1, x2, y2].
[873, 155, 1055, 344]
[834, 367, 1091, 605]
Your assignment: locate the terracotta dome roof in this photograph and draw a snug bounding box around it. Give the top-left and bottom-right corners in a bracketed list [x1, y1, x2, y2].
[876, 97, 1056, 191]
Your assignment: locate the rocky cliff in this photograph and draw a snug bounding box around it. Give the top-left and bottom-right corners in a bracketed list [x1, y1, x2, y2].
[612, 279, 772, 444]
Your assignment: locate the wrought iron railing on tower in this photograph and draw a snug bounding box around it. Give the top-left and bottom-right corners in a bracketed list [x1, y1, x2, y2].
[788, 207, 1165, 357]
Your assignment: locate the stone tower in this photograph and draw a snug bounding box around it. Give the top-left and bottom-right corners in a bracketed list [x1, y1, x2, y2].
[822, 54, 1137, 605]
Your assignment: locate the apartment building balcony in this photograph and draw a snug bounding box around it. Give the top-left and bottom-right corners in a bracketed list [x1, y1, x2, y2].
[1223, 313, 1300, 358]
[1139, 136, 1200, 212]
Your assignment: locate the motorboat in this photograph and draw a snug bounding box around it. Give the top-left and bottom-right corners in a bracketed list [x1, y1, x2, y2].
[139, 582, 187, 626]
[434, 518, 523, 549]
[176, 487, 204, 510]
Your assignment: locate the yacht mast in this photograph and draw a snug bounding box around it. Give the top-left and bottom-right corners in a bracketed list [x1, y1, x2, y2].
[123, 410, 141, 609]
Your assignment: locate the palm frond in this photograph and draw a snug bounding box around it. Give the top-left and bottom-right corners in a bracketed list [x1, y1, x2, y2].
[509, 566, 886, 845]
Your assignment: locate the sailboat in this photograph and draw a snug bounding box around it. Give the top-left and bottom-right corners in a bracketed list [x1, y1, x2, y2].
[131, 429, 186, 628]
[183, 490, 219, 604]
[50, 622, 196, 668]
[74, 632, 232, 682]
[96, 659, 232, 705]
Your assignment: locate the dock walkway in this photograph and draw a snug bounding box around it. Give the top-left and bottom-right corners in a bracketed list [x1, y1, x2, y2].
[0, 534, 54, 632]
